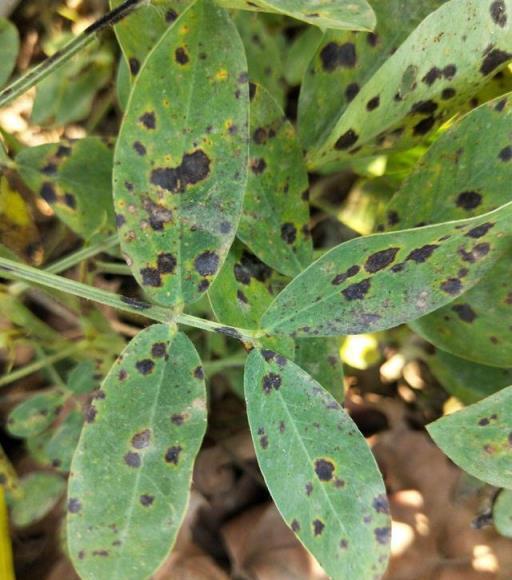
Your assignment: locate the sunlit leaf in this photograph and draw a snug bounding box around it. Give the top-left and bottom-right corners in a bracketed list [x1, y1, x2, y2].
[67, 324, 207, 579]
[16, 138, 115, 240]
[382, 94, 512, 367]
[428, 386, 512, 489]
[238, 83, 312, 277]
[261, 202, 512, 337]
[218, 0, 376, 31]
[245, 349, 390, 579]
[113, 0, 249, 308]
[305, 0, 512, 169]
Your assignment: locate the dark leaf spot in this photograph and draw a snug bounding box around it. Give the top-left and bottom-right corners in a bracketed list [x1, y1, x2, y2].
[342, 278, 371, 301]
[306, 482, 313, 496]
[150, 150, 210, 193]
[281, 223, 297, 244]
[456, 191, 482, 210]
[320, 42, 356, 71]
[314, 458, 335, 481]
[132, 429, 151, 449]
[165, 446, 182, 465]
[171, 414, 185, 426]
[251, 158, 266, 174]
[85, 405, 97, 423]
[345, 82, 360, 102]
[140, 494, 154, 506]
[40, 182, 57, 204]
[375, 527, 391, 545]
[440, 278, 462, 295]
[124, 452, 141, 468]
[133, 141, 146, 156]
[195, 251, 219, 277]
[442, 88, 456, 100]
[129, 57, 140, 75]
[335, 129, 359, 150]
[262, 372, 281, 394]
[157, 253, 176, 274]
[413, 116, 436, 136]
[291, 519, 300, 532]
[67, 498, 81, 513]
[175, 47, 189, 64]
[367, 96, 380, 111]
[481, 48, 512, 76]
[151, 342, 167, 358]
[410, 100, 438, 115]
[491, 0, 507, 26]
[136, 359, 155, 375]
[140, 268, 161, 287]
[422, 67, 442, 86]
[332, 265, 360, 286]
[466, 222, 494, 238]
[372, 494, 390, 514]
[365, 247, 399, 273]
[313, 519, 325, 536]
[260, 435, 268, 449]
[406, 244, 439, 263]
[139, 112, 156, 129]
[64, 193, 76, 209]
[499, 146, 512, 161]
[452, 303, 477, 323]
[194, 366, 204, 380]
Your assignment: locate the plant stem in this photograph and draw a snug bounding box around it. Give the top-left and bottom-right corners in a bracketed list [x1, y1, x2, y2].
[0, 343, 85, 388]
[0, 0, 148, 108]
[93, 260, 132, 276]
[204, 355, 246, 376]
[0, 258, 263, 343]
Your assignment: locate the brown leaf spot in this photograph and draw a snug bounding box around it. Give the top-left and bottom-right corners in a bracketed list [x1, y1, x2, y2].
[124, 452, 141, 468]
[281, 223, 297, 244]
[440, 278, 462, 295]
[132, 429, 151, 449]
[175, 47, 189, 65]
[456, 191, 482, 210]
[313, 519, 325, 536]
[365, 247, 399, 273]
[374, 527, 391, 545]
[67, 498, 81, 513]
[195, 251, 219, 277]
[140, 268, 162, 287]
[151, 342, 167, 358]
[332, 265, 360, 285]
[262, 372, 282, 394]
[406, 244, 439, 263]
[466, 222, 495, 238]
[165, 446, 182, 465]
[314, 458, 335, 481]
[335, 129, 359, 150]
[140, 494, 154, 507]
[452, 303, 477, 323]
[139, 112, 156, 129]
[491, 1, 507, 26]
[291, 519, 300, 532]
[342, 278, 371, 301]
[150, 150, 210, 193]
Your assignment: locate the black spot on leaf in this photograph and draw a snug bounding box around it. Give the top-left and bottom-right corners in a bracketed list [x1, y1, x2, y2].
[157, 253, 176, 274]
[150, 150, 210, 193]
[499, 146, 512, 161]
[466, 222, 494, 238]
[140, 268, 162, 287]
[410, 100, 438, 115]
[194, 366, 204, 379]
[332, 265, 360, 286]
[452, 303, 477, 323]
[133, 141, 146, 156]
[456, 191, 482, 210]
[136, 359, 155, 375]
[281, 223, 297, 244]
[342, 278, 371, 300]
[335, 129, 359, 150]
[413, 116, 436, 136]
[374, 527, 391, 545]
[406, 244, 439, 263]
[175, 47, 189, 64]
[320, 42, 356, 71]
[195, 251, 219, 276]
[440, 278, 462, 295]
[314, 459, 335, 481]
[422, 67, 442, 86]
[165, 446, 182, 465]
[313, 519, 325, 536]
[365, 248, 399, 273]
[68, 498, 81, 513]
[480, 47, 512, 76]
[40, 182, 57, 204]
[132, 429, 151, 449]
[139, 112, 156, 129]
[262, 372, 281, 394]
[124, 452, 141, 468]
[372, 494, 390, 514]
[151, 342, 167, 358]
[490, 0, 507, 26]
[367, 96, 380, 111]
[345, 82, 360, 102]
[140, 494, 154, 506]
[251, 158, 267, 174]
[171, 414, 185, 426]
[291, 519, 300, 532]
[129, 57, 140, 75]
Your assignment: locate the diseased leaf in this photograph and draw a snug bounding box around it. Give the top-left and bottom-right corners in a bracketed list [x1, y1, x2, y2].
[11, 472, 65, 528]
[427, 386, 512, 489]
[305, 0, 512, 169]
[110, 0, 192, 81]
[67, 324, 207, 580]
[238, 83, 312, 277]
[113, 0, 249, 308]
[284, 26, 322, 87]
[0, 18, 19, 89]
[16, 138, 115, 240]
[299, 0, 445, 153]
[235, 13, 285, 108]
[295, 337, 344, 402]
[244, 349, 390, 579]
[45, 410, 84, 473]
[218, 0, 376, 31]
[493, 489, 512, 538]
[425, 348, 512, 405]
[261, 202, 512, 337]
[7, 389, 68, 439]
[67, 361, 99, 395]
[382, 95, 512, 367]
[209, 240, 288, 329]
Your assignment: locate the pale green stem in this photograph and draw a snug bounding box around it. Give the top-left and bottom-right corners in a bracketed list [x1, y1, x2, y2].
[0, 0, 148, 108]
[204, 355, 247, 376]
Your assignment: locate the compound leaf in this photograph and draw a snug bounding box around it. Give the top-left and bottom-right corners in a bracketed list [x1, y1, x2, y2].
[306, 0, 512, 169]
[381, 95, 512, 367]
[0, 18, 19, 89]
[298, 0, 445, 153]
[428, 386, 512, 489]
[67, 324, 207, 580]
[244, 349, 390, 579]
[16, 138, 115, 240]
[219, 0, 376, 31]
[261, 202, 512, 337]
[113, 0, 249, 308]
[238, 83, 312, 277]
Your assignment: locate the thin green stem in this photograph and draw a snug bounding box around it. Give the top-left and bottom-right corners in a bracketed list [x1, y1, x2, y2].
[0, 0, 148, 108]
[204, 355, 247, 376]
[0, 258, 263, 342]
[93, 260, 132, 276]
[0, 343, 85, 388]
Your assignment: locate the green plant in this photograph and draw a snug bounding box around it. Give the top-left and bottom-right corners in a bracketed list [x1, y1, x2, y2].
[1, 0, 512, 578]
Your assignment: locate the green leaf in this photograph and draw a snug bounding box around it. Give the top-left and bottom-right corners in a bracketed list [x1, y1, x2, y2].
[305, 0, 512, 169]
[284, 26, 322, 87]
[238, 83, 312, 277]
[45, 410, 84, 473]
[298, 0, 445, 153]
[427, 386, 512, 489]
[7, 388, 68, 439]
[209, 240, 288, 329]
[425, 348, 512, 405]
[235, 13, 285, 108]
[261, 202, 512, 337]
[244, 349, 390, 579]
[110, 0, 192, 81]
[0, 18, 19, 89]
[115, 56, 131, 111]
[382, 95, 512, 367]
[67, 324, 207, 580]
[11, 472, 65, 528]
[218, 0, 376, 31]
[295, 337, 344, 402]
[113, 0, 249, 308]
[16, 138, 116, 240]
[493, 489, 512, 538]
[67, 361, 99, 395]
[32, 38, 113, 126]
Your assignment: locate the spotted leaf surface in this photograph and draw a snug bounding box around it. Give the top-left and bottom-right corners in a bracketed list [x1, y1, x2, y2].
[209, 240, 288, 329]
[493, 489, 512, 538]
[298, 0, 445, 152]
[238, 84, 312, 277]
[295, 337, 344, 402]
[0, 18, 19, 89]
[7, 389, 68, 439]
[425, 348, 512, 405]
[427, 386, 512, 489]
[67, 324, 207, 579]
[235, 13, 285, 109]
[45, 410, 84, 473]
[261, 202, 512, 337]
[218, 0, 375, 31]
[110, 0, 192, 81]
[113, 0, 249, 308]
[306, 0, 512, 169]
[16, 138, 115, 240]
[382, 95, 512, 367]
[244, 349, 390, 579]
[11, 473, 65, 528]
